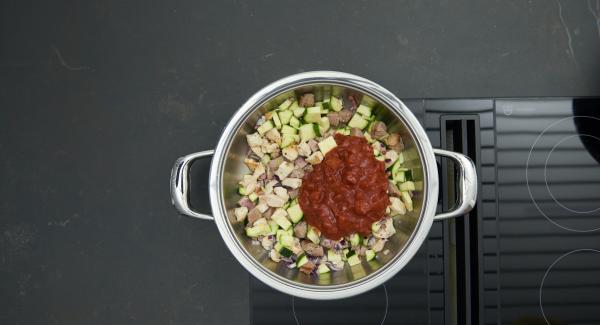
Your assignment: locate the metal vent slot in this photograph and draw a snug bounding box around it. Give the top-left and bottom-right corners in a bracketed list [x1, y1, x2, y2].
[440, 116, 483, 325]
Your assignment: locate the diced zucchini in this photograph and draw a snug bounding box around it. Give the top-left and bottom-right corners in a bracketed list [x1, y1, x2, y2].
[288, 100, 299, 112]
[349, 233, 361, 247]
[299, 123, 317, 142]
[335, 127, 350, 136]
[307, 227, 320, 244]
[245, 224, 271, 237]
[365, 249, 376, 261]
[317, 263, 330, 274]
[260, 155, 271, 164]
[292, 106, 306, 118]
[342, 248, 350, 260]
[278, 246, 294, 258]
[289, 116, 300, 128]
[268, 220, 279, 234]
[397, 152, 405, 165]
[272, 112, 282, 129]
[271, 208, 292, 230]
[276, 229, 286, 241]
[327, 250, 342, 262]
[257, 120, 274, 135]
[356, 105, 372, 117]
[371, 221, 382, 233]
[405, 170, 413, 181]
[296, 254, 309, 267]
[318, 136, 337, 155]
[322, 99, 331, 111]
[401, 191, 413, 212]
[280, 234, 295, 248]
[248, 192, 258, 202]
[286, 204, 304, 223]
[399, 181, 416, 191]
[347, 252, 360, 266]
[348, 114, 369, 130]
[363, 132, 374, 143]
[278, 110, 293, 125]
[375, 155, 385, 161]
[281, 134, 299, 148]
[360, 96, 377, 107]
[274, 241, 283, 252]
[330, 96, 343, 112]
[278, 99, 292, 110]
[304, 106, 322, 123]
[319, 116, 330, 133]
[313, 123, 321, 137]
[394, 171, 406, 183]
[281, 125, 298, 135]
[238, 186, 247, 195]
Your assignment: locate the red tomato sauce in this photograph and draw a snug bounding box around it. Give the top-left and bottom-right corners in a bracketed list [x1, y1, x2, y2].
[299, 134, 390, 239]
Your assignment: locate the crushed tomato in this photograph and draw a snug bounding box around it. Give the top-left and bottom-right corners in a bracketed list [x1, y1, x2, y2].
[299, 134, 390, 239]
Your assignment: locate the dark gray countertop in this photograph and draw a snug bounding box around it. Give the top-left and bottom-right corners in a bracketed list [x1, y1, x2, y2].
[1, 1, 599, 324]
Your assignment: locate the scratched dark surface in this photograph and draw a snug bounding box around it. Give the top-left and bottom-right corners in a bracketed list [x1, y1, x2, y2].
[1, 1, 599, 324]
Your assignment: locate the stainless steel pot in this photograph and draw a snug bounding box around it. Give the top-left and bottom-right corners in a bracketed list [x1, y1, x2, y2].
[170, 71, 477, 300]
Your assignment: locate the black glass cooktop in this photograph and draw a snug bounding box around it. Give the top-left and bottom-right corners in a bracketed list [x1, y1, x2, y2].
[250, 98, 600, 325]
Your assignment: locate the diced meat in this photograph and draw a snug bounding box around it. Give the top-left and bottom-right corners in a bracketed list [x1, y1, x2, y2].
[299, 260, 316, 274]
[288, 188, 299, 199]
[261, 139, 278, 154]
[275, 161, 295, 179]
[273, 187, 289, 201]
[320, 238, 333, 249]
[389, 196, 406, 215]
[246, 133, 263, 147]
[306, 151, 324, 165]
[350, 127, 363, 137]
[282, 146, 298, 161]
[385, 133, 405, 152]
[234, 206, 248, 222]
[327, 112, 341, 127]
[247, 208, 262, 225]
[388, 180, 402, 197]
[270, 148, 281, 159]
[261, 235, 274, 250]
[253, 164, 265, 178]
[297, 142, 312, 157]
[301, 240, 324, 257]
[250, 145, 264, 158]
[263, 207, 275, 219]
[343, 94, 358, 110]
[269, 249, 281, 262]
[264, 180, 277, 194]
[384, 150, 398, 169]
[299, 93, 315, 107]
[338, 109, 353, 123]
[369, 237, 387, 252]
[289, 168, 304, 179]
[282, 178, 302, 189]
[261, 194, 287, 208]
[307, 139, 319, 152]
[244, 158, 259, 171]
[304, 164, 314, 173]
[295, 157, 308, 168]
[294, 221, 308, 238]
[265, 128, 282, 144]
[268, 156, 284, 169]
[256, 203, 269, 213]
[370, 121, 388, 140]
[372, 218, 396, 239]
[238, 197, 256, 210]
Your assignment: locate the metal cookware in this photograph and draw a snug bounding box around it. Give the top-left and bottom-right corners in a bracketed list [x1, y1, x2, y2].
[170, 71, 477, 300]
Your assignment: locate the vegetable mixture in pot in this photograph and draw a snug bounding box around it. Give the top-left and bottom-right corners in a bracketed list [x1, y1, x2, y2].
[234, 92, 417, 275]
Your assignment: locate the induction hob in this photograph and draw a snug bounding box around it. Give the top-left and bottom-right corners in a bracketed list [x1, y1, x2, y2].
[249, 98, 600, 325]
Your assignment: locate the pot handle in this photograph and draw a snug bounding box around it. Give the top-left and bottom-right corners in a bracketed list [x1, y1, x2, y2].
[432, 149, 477, 221]
[170, 150, 215, 220]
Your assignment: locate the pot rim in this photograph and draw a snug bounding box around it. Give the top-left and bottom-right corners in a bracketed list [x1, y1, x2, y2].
[209, 71, 439, 300]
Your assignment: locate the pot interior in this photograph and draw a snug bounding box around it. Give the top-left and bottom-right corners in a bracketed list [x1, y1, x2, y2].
[220, 83, 426, 287]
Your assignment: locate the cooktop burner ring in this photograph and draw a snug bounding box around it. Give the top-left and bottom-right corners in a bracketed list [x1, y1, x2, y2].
[291, 284, 389, 325]
[544, 134, 600, 214]
[539, 248, 600, 325]
[526, 115, 600, 232]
